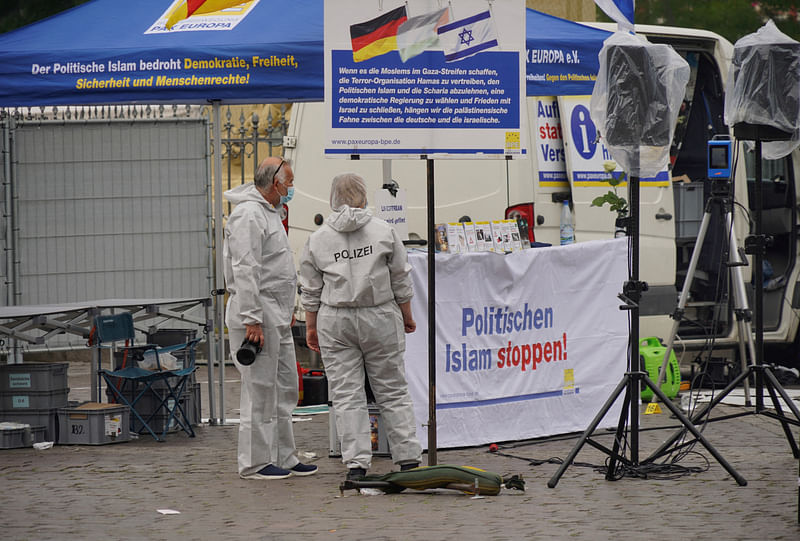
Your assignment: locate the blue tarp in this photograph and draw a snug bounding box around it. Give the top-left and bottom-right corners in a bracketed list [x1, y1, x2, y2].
[524, 9, 611, 96]
[0, 0, 325, 106]
[0, 1, 610, 107]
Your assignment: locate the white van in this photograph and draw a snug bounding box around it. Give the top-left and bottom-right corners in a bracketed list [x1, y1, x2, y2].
[284, 22, 800, 377]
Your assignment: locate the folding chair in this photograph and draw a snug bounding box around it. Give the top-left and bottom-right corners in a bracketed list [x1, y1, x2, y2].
[95, 313, 200, 442]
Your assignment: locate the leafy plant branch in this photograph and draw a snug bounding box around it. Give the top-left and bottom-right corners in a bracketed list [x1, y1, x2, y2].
[591, 161, 629, 217]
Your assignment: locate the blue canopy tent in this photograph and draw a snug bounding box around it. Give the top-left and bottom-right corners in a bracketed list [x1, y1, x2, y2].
[0, 0, 325, 106]
[524, 9, 611, 96]
[0, 0, 610, 425]
[0, 2, 609, 106]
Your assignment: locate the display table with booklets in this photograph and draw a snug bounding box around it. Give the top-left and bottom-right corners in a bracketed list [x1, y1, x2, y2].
[403, 238, 630, 449]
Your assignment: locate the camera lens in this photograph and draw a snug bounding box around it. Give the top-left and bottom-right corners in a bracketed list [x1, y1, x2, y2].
[237, 340, 259, 366]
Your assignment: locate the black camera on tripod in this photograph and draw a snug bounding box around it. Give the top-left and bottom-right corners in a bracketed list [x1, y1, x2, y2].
[236, 338, 262, 366]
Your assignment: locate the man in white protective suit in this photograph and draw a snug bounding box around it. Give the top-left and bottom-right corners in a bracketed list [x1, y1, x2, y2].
[223, 156, 318, 480]
[298, 172, 423, 482]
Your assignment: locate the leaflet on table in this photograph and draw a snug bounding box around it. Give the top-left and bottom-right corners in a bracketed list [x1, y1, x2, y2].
[447, 223, 467, 253]
[490, 220, 507, 252]
[475, 221, 494, 251]
[437, 219, 526, 253]
[515, 217, 531, 248]
[463, 222, 478, 252]
[506, 219, 523, 251]
[434, 223, 449, 252]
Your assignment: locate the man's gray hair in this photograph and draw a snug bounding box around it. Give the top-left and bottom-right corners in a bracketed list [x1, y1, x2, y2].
[254, 157, 292, 189]
[330, 172, 367, 210]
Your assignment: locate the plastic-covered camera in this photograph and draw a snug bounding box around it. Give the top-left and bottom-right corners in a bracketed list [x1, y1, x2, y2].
[236, 338, 262, 366]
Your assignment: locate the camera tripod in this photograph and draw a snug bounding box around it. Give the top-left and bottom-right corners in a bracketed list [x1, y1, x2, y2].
[651, 180, 755, 406]
[645, 126, 800, 466]
[547, 173, 747, 488]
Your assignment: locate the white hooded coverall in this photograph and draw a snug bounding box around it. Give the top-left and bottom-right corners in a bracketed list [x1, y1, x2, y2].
[223, 183, 299, 476]
[299, 206, 422, 470]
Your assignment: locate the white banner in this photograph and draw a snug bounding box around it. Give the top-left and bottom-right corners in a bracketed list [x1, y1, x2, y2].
[404, 238, 629, 448]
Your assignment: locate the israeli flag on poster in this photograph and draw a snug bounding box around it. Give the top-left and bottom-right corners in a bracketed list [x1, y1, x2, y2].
[594, 0, 634, 32]
[437, 10, 499, 62]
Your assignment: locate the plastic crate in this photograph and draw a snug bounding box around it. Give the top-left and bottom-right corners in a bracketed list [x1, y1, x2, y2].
[1, 362, 68, 392]
[0, 388, 69, 410]
[131, 411, 179, 435]
[0, 422, 47, 449]
[105, 385, 190, 434]
[329, 404, 390, 458]
[674, 181, 705, 240]
[188, 382, 201, 426]
[146, 328, 197, 347]
[0, 409, 58, 441]
[57, 403, 130, 445]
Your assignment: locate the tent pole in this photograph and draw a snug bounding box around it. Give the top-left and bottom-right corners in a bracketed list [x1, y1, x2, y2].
[212, 101, 227, 425]
[426, 157, 437, 465]
[203, 114, 218, 425]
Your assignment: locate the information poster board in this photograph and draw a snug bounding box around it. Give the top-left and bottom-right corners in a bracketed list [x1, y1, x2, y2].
[558, 95, 670, 187]
[534, 96, 568, 187]
[324, 0, 527, 158]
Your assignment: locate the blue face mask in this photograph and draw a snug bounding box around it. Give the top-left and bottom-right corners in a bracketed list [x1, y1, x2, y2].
[280, 185, 295, 205]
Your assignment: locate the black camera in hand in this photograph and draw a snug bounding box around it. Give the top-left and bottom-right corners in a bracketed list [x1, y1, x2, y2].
[236, 338, 262, 366]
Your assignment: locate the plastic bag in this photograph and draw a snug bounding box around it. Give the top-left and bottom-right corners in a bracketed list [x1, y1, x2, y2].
[724, 20, 800, 159]
[590, 31, 690, 177]
[139, 350, 178, 371]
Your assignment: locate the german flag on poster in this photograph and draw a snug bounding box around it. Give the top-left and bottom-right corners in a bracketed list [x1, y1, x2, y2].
[350, 6, 408, 63]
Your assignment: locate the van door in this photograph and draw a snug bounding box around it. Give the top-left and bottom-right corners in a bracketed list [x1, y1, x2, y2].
[744, 150, 798, 342]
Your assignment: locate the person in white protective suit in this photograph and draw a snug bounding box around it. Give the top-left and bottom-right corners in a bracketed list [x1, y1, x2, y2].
[298, 172, 423, 481]
[223, 156, 318, 480]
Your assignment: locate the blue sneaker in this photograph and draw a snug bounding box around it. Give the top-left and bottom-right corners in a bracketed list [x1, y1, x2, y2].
[289, 463, 318, 476]
[241, 464, 291, 480]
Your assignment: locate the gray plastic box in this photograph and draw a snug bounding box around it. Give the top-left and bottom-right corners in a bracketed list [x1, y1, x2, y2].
[0, 388, 69, 410]
[0, 409, 58, 441]
[57, 403, 130, 445]
[0, 422, 47, 449]
[0, 363, 68, 392]
[674, 181, 705, 239]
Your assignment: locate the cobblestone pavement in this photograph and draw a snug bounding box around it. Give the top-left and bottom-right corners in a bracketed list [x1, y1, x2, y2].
[1, 359, 799, 540]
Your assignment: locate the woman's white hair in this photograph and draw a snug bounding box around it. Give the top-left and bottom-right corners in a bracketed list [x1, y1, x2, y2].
[330, 172, 368, 210]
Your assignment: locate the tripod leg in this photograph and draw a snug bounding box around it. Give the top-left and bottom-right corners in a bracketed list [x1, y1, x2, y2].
[547, 375, 630, 488]
[645, 367, 754, 462]
[727, 211, 754, 406]
[734, 317, 753, 406]
[643, 374, 747, 486]
[761, 367, 800, 458]
[605, 376, 634, 480]
[762, 367, 800, 420]
[654, 210, 715, 397]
